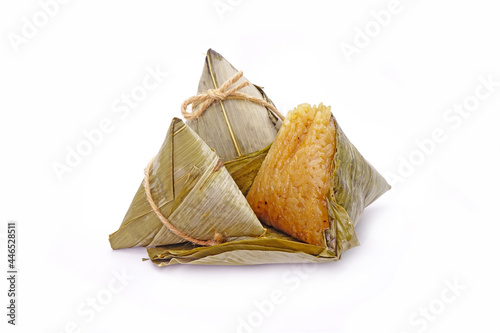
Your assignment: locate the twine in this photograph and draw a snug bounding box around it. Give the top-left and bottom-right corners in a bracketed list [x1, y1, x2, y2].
[181, 71, 284, 120]
[143, 157, 225, 246]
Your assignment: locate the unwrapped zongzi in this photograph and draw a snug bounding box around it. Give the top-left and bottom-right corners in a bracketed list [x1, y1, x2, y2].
[247, 104, 335, 246]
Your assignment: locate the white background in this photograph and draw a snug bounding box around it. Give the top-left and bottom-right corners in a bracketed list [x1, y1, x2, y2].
[1, 1, 499, 332]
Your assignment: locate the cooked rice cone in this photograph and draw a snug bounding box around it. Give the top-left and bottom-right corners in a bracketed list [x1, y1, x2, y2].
[247, 104, 335, 246]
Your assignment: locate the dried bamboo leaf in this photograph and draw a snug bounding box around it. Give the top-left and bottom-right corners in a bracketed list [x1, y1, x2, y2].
[223, 144, 271, 196]
[147, 226, 336, 266]
[186, 49, 281, 161]
[327, 118, 391, 254]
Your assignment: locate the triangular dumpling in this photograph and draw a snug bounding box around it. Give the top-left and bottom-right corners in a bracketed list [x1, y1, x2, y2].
[186, 49, 282, 162]
[247, 104, 390, 251]
[109, 118, 265, 250]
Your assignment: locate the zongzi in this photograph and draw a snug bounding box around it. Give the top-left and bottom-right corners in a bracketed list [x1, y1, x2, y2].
[247, 103, 390, 248]
[186, 49, 282, 162]
[109, 118, 265, 250]
[247, 104, 335, 246]
[109, 49, 391, 267]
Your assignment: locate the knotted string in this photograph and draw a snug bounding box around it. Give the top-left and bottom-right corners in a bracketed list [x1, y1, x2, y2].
[181, 71, 284, 120]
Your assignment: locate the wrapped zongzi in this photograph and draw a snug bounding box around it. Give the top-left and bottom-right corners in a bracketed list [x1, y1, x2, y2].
[186, 49, 282, 162]
[108, 118, 265, 250]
